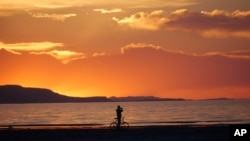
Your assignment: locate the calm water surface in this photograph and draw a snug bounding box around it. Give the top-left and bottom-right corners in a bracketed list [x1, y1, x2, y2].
[0, 100, 250, 126]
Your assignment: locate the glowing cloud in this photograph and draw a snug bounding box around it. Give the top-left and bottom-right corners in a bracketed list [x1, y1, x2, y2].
[113, 10, 168, 30]
[201, 9, 250, 17]
[114, 9, 250, 38]
[0, 42, 85, 63]
[0, 42, 63, 53]
[121, 43, 161, 54]
[93, 8, 123, 14]
[171, 9, 189, 15]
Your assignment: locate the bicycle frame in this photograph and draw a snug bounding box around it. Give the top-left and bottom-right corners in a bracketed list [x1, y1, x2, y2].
[110, 117, 129, 129]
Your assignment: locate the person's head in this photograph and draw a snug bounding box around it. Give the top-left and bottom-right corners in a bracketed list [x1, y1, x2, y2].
[117, 105, 120, 108]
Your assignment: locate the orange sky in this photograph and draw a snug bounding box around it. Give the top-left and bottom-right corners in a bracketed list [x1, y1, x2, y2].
[0, 0, 250, 99]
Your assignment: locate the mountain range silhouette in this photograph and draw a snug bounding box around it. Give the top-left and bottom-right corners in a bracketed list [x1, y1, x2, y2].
[0, 85, 185, 103]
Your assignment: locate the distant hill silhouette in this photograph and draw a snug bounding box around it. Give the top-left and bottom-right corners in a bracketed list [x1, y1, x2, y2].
[0, 85, 109, 103]
[0, 85, 185, 104]
[109, 96, 184, 102]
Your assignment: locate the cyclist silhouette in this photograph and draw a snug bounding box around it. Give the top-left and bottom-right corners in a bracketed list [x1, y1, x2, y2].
[116, 105, 123, 128]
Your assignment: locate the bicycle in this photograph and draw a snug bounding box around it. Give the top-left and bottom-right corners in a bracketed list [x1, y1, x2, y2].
[110, 117, 129, 129]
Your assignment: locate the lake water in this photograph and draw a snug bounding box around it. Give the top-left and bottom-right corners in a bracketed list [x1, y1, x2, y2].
[0, 100, 250, 127]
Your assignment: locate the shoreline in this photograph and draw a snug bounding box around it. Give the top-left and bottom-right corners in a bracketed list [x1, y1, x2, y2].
[0, 124, 231, 141]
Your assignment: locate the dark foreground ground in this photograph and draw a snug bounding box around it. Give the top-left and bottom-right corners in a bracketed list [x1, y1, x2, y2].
[0, 125, 230, 141]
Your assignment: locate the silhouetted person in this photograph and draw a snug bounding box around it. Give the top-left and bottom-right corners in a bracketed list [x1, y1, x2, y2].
[116, 105, 123, 128]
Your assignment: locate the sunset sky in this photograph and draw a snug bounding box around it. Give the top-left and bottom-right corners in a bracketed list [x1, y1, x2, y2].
[1, 0, 250, 99]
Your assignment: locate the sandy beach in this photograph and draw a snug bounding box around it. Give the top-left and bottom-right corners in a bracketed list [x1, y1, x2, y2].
[0, 124, 230, 141]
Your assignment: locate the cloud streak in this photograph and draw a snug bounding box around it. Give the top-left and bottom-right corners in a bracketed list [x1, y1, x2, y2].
[30, 13, 77, 21]
[0, 42, 63, 52]
[114, 9, 250, 38]
[0, 0, 197, 10]
[31, 50, 85, 64]
[205, 50, 250, 60]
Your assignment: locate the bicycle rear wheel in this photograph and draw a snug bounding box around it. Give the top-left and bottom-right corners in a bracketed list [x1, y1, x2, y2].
[121, 122, 129, 129]
[110, 122, 117, 129]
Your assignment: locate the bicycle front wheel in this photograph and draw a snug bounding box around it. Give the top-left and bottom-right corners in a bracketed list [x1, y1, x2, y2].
[110, 122, 117, 129]
[121, 122, 129, 129]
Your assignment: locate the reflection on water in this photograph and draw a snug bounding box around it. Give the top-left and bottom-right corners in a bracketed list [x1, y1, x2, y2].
[0, 100, 249, 126]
